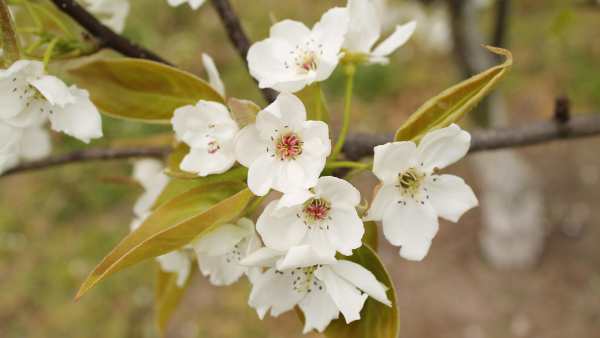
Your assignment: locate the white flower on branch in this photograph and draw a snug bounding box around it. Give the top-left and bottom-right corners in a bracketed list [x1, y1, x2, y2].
[342, 0, 416, 64]
[191, 218, 261, 286]
[256, 176, 364, 268]
[171, 100, 239, 176]
[166, 0, 205, 10]
[247, 7, 349, 93]
[81, 0, 130, 33]
[1, 60, 103, 143]
[365, 124, 478, 261]
[234, 93, 331, 196]
[243, 249, 391, 333]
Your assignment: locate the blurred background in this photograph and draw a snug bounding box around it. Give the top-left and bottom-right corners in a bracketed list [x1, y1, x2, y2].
[1, 0, 599, 337]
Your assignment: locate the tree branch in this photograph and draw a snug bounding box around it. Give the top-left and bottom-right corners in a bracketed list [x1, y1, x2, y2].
[210, 0, 277, 103]
[3, 114, 600, 178]
[49, 0, 171, 64]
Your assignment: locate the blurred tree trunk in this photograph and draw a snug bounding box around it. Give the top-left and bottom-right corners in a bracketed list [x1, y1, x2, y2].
[448, 0, 546, 268]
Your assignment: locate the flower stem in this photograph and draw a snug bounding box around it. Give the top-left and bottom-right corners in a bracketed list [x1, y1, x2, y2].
[43, 37, 59, 69]
[0, 0, 20, 65]
[330, 62, 356, 160]
[326, 161, 370, 170]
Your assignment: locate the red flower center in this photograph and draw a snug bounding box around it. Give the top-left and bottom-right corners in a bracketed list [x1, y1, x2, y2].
[303, 198, 331, 223]
[275, 132, 303, 160]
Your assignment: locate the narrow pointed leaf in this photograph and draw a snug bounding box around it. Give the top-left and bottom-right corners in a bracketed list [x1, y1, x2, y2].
[76, 182, 253, 299]
[69, 58, 224, 123]
[395, 46, 513, 141]
[227, 97, 261, 127]
[325, 245, 398, 338]
[155, 264, 195, 336]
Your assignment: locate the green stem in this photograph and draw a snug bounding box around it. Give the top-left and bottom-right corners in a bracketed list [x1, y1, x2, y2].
[330, 63, 356, 160]
[43, 37, 59, 69]
[314, 83, 323, 121]
[0, 0, 20, 65]
[23, 0, 42, 31]
[326, 161, 370, 170]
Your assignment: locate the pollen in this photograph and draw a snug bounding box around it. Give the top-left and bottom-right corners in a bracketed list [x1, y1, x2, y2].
[396, 167, 425, 197]
[275, 132, 303, 160]
[302, 198, 331, 223]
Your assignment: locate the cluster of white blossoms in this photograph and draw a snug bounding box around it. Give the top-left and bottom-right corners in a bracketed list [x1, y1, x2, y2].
[0, 60, 103, 174]
[149, 0, 476, 333]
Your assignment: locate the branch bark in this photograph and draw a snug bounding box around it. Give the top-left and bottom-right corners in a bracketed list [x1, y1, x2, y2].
[49, 0, 171, 64]
[3, 114, 600, 178]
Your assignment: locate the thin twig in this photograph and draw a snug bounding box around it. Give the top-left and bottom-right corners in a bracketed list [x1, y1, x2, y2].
[210, 0, 277, 103]
[492, 0, 511, 48]
[3, 115, 600, 178]
[48, 0, 171, 64]
[0, 0, 20, 64]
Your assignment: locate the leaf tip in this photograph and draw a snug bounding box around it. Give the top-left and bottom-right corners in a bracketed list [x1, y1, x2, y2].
[482, 45, 513, 67]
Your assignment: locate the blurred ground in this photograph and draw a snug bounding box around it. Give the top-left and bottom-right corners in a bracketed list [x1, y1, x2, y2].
[1, 0, 599, 337]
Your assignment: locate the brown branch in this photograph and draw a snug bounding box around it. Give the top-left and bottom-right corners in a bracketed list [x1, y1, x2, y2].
[49, 0, 171, 64]
[3, 115, 600, 178]
[492, 0, 511, 48]
[210, 0, 277, 103]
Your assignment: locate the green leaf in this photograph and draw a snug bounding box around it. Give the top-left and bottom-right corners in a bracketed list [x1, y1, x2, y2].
[69, 58, 224, 123]
[227, 97, 261, 128]
[76, 182, 254, 299]
[395, 46, 513, 142]
[155, 264, 195, 336]
[325, 245, 398, 338]
[362, 221, 379, 251]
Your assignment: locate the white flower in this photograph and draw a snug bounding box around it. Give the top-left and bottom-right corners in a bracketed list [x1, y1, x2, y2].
[171, 100, 239, 176]
[256, 176, 364, 268]
[1, 60, 103, 143]
[156, 250, 193, 287]
[202, 53, 225, 97]
[191, 218, 261, 286]
[167, 0, 205, 10]
[234, 93, 330, 196]
[342, 0, 416, 64]
[247, 7, 349, 93]
[81, 0, 130, 33]
[244, 250, 391, 333]
[365, 124, 478, 261]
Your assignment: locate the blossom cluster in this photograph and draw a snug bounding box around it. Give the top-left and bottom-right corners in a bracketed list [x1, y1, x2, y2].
[123, 0, 478, 333]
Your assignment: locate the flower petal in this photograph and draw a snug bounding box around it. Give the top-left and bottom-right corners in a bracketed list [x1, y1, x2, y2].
[156, 250, 191, 287]
[201, 53, 225, 97]
[315, 176, 360, 209]
[240, 247, 282, 268]
[192, 224, 247, 256]
[300, 120, 331, 157]
[364, 183, 396, 221]
[298, 283, 339, 333]
[416, 124, 471, 171]
[326, 208, 364, 256]
[256, 200, 307, 251]
[48, 86, 102, 143]
[312, 7, 350, 61]
[247, 153, 276, 196]
[270, 19, 311, 47]
[0, 60, 43, 120]
[343, 0, 381, 54]
[263, 93, 307, 130]
[371, 21, 416, 57]
[315, 265, 368, 324]
[132, 159, 164, 189]
[277, 189, 314, 209]
[197, 253, 246, 286]
[382, 200, 439, 261]
[276, 245, 337, 270]
[180, 146, 236, 176]
[331, 260, 390, 306]
[425, 174, 478, 222]
[18, 124, 51, 161]
[234, 124, 265, 167]
[29, 75, 75, 107]
[248, 268, 304, 318]
[272, 159, 311, 194]
[372, 141, 417, 184]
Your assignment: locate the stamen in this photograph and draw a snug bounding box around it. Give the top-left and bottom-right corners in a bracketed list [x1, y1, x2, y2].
[275, 132, 303, 161]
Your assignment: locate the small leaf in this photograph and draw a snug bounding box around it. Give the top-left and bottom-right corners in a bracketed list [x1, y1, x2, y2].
[362, 221, 379, 251]
[395, 46, 513, 142]
[227, 97, 261, 127]
[155, 264, 195, 336]
[76, 182, 253, 299]
[69, 58, 224, 123]
[325, 245, 398, 338]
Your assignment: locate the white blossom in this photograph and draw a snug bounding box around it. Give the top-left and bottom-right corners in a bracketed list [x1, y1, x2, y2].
[256, 176, 364, 268]
[166, 0, 205, 10]
[243, 249, 391, 333]
[234, 93, 330, 196]
[247, 7, 349, 93]
[0, 60, 103, 143]
[342, 0, 416, 64]
[191, 218, 261, 286]
[81, 0, 130, 33]
[171, 100, 238, 176]
[365, 124, 478, 261]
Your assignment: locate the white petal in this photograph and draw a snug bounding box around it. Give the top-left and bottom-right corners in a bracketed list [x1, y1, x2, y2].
[300, 120, 331, 157]
[331, 260, 391, 306]
[371, 21, 416, 57]
[277, 189, 314, 209]
[180, 146, 236, 176]
[156, 250, 191, 287]
[192, 224, 247, 256]
[234, 124, 265, 167]
[343, 0, 381, 53]
[382, 200, 439, 261]
[247, 39, 298, 91]
[316, 266, 368, 324]
[272, 160, 311, 194]
[196, 253, 246, 286]
[132, 159, 164, 189]
[0, 60, 43, 120]
[19, 124, 51, 161]
[314, 176, 361, 209]
[201, 53, 225, 97]
[0, 122, 23, 153]
[425, 174, 478, 222]
[263, 93, 307, 130]
[312, 7, 350, 61]
[248, 268, 304, 318]
[270, 19, 311, 47]
[276, 245, 337, 271]
[48, 87, 103, 143]
[372, 141, 418, 184]
[29, 75, 75, 107]
[364, 184, 396, 221]
[240, 247, 283, 268]
[172, 101, 237, 148]
[298, 283, 339, 333]
[247, 153, 276, 196]
[256, 200, 307, 251]
[326, 208, 364, 256]
[303, 229, 336, 258]
[416, 124, 471, 171]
